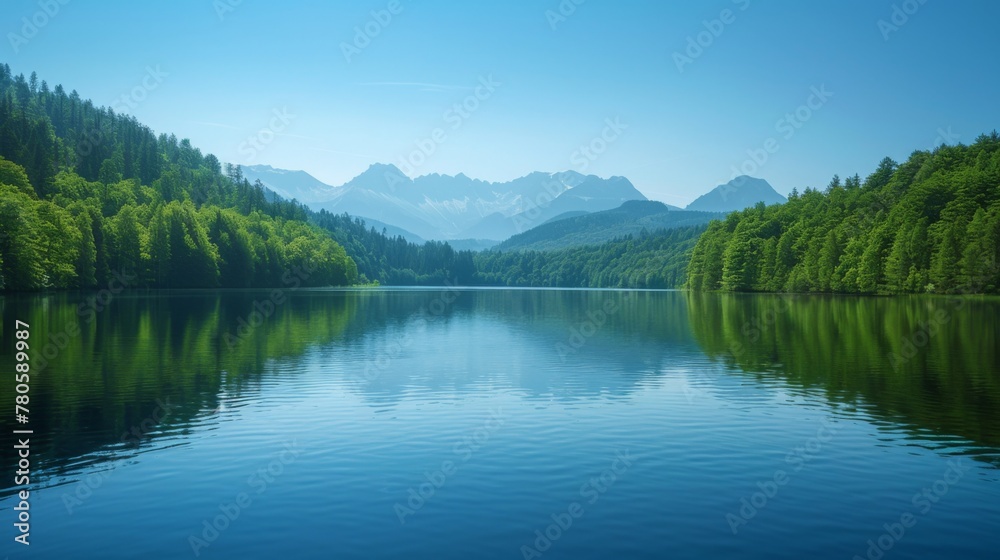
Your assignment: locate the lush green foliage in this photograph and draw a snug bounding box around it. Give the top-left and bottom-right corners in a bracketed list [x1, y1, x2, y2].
[310, 211, 704, 288]
[0, 65, 357, 290]
[475, 226, 704, 288]
[311, 211, 477, 285]
[0, 65, 715, 291]
[687, 135, 1000, 294]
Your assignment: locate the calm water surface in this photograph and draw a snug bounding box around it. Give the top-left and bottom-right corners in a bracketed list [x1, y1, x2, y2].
[1, 288, 998, 559]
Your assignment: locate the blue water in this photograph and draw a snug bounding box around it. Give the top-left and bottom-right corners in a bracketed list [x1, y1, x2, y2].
[1, 288, 998, 559]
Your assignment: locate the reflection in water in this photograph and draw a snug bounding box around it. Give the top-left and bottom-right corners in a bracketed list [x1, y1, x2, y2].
[0, 290, 357, 495]
[0, 289, 678, 493]
[685, 292, 1000, 463]
[4, 289, 999, 496]
[1, 289, 999, 560]
[335, 289, 698, 406]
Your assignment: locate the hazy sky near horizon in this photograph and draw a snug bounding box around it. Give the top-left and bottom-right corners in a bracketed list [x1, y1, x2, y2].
[4, 0, 998, 206]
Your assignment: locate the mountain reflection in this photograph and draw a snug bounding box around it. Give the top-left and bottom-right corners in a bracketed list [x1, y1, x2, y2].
[2, 289, 999, 498]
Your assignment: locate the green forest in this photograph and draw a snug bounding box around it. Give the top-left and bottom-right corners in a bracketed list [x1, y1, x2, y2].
[686, 135, 1000, 294]
[311, 210, 478, 285]
[474, 225, 702, 288]
[0, 65, 704, 291]
[5, 65, 998, 294]
[0, 65, 357, 290]
[310, 211, 700, 288]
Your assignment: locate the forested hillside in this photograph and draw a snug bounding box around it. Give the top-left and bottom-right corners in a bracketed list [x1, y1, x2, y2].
[311, 210, 477, 285]
[0, 65, 357, 290]
[0, 65, 720, 292]
[475, 226, 704, 288]
[497, 200, 720, 252]
[686, 134, 1000, 294]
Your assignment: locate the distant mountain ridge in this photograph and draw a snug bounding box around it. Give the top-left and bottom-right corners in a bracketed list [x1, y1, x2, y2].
[244, 164, 786, 242]
[685, 176, 786, 212]
[242, 164, 649, 241]
[242, 164, 337, 204]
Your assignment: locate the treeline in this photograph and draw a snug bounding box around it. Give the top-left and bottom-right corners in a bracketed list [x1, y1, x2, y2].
[0, 65, 357, 290]
[311, 209, 703, 288]
[0, 65, 713, 291]
[311, 211, 476, 285]
[474, 226, 703, 288]
[687, 134, 1000, 294]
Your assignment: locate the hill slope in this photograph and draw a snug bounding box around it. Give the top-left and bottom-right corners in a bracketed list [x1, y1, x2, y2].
[476, 226, 706, 288]
[0, 65, 357, 290]
[687, 135, 1000, 294]
[497, 200, 722, 251]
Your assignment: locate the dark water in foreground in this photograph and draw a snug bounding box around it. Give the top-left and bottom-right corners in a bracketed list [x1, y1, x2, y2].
[1, 288, 998, 559]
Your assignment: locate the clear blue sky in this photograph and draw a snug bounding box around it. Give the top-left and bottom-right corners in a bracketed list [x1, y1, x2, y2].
[3, 0, 998, 206]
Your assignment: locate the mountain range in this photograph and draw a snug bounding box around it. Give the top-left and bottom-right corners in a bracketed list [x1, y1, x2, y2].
[685, 176, 787, 212]
[241, 164, 785, 242]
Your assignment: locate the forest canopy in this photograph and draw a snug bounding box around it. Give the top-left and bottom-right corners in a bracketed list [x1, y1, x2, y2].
[686, 134, 1000, 294]
[8, 65, 992, 295]
[0, 64, 357, 290]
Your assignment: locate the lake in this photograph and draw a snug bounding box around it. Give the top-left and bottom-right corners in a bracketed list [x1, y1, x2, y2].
[1, 288, 999, 559]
